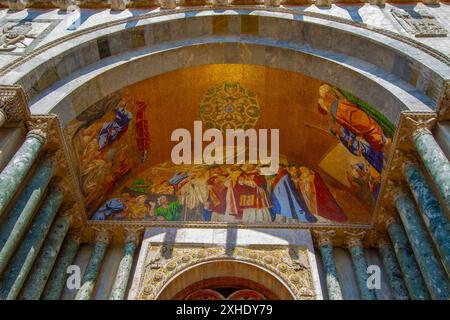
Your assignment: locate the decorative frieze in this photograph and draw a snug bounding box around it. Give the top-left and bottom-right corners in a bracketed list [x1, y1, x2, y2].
[132, 244, 316, 300]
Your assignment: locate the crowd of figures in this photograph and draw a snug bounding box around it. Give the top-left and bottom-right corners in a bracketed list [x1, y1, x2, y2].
[92, 163, 349, 224]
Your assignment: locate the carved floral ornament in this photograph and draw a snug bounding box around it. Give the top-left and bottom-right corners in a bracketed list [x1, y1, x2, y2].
[135, 245, 316, 300]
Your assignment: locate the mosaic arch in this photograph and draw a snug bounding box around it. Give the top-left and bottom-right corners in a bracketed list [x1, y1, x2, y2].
[64, 64, 394, 226]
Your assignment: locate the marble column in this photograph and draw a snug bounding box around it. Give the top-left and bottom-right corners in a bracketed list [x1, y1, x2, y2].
[394, 189, 450, 299]
[377, 235, 409, 300]
[41, 233, 81, 300]
[386, 219, 430, 299]
[110, 230, 140, 300]
[412, 127, 450, 209]
[75, 230, 110, 300]
[0, 185, 64, 299]
[347, 236, 377, 300]
[315, 232, 343, 300]
[0, 127, 47, 217]
[19, 215, 73, 300]
[403, 162, 450, 276]
[0, 158, 54, 276]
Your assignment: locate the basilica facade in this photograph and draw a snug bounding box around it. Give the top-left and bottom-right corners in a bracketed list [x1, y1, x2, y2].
[0, 0, 448, 300]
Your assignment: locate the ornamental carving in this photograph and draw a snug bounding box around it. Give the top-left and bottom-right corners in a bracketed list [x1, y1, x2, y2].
[0, 21, 37, 52]
[391, 9, 448, 38]
[200, 82, 261, 131]
[0, 86, 28, 122]
[135, 245, 316, 300]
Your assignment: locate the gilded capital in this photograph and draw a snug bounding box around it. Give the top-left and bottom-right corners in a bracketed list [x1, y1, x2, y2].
[345, 231, 365, 248]
[94, 229, 111, 245]
[404, 115, 436, 142]
[26, 119, 49, 142]
[124, 227, 143, 245]
[313, 230, 335, 247]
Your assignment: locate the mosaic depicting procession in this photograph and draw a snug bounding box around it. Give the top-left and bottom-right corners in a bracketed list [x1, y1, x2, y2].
[65, 67, 393, 226]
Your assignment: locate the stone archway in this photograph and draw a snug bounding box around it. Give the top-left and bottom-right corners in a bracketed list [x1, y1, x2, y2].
[156, 260, 295, 300]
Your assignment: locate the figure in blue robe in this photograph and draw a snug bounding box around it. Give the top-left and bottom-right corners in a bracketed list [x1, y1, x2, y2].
[271, 169, 317, 223]
[331, 125, 384, 173]
[91, 198, 125, 220]
[98, 108, 132, 150]
[169, 171, 189, 186]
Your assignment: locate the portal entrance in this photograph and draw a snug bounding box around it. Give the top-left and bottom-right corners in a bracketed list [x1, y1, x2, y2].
[173, 276, 276, 300]
[156, 260, 295, 300]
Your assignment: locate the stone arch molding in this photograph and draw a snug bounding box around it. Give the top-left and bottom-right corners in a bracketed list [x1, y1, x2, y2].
[128, 244, 317, 300]
[1, 8, 448, 125]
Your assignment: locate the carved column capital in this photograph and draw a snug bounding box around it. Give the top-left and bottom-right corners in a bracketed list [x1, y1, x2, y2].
[93, 228, 111, 245]
[404, 115, 436, 141]
[26, 119, 49, 142]
[345, 231, 365, 248]
[313, 230, 336, 247]
[124, 226, 144, 245]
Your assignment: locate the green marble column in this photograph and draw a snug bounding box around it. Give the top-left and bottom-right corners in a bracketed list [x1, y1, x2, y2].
[387, 220, 430, 299]
[75, 231, 110, 300]
[377, 236, 409, 300]
[0, 187, 63, 300]
[348, 237, 376, 300]
[403, 162, 450, 276]
[0, 130, 46, 217]
[317, 236, 343, 300]
[41, 233, 81, 300]
[110, 232, 139, 300]
[19, 215, 72, 300]
[394, 190, 450, 299]
[0, 159, 54, 276]
[412, 128, 450, 209]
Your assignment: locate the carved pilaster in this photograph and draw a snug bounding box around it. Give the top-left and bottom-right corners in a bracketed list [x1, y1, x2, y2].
[437, 80, 450, 120]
